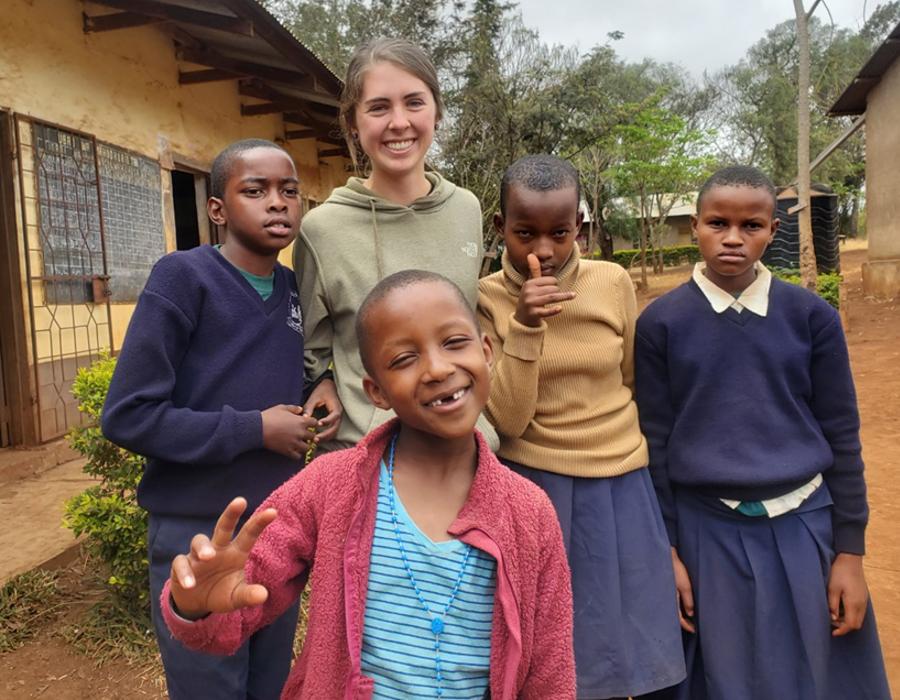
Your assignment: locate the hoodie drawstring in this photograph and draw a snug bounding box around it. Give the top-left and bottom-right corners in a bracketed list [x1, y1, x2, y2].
[370, 198, 385, 281]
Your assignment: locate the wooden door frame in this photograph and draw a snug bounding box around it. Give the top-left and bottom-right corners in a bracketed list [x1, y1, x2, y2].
[0, 110, 38, 446]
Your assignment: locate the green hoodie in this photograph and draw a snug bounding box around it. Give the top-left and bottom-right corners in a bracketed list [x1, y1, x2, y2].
[295, 171, 498, 450]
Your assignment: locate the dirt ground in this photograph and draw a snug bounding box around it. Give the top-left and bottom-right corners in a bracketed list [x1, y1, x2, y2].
[1, 244, 898, 698]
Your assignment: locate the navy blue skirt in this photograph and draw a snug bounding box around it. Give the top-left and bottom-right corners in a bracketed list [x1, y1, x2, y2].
[504, 461, 685, 699]
[662, 483, 890, 700]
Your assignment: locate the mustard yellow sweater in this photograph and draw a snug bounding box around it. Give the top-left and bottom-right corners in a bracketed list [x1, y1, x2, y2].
[477, 247, 649, 478]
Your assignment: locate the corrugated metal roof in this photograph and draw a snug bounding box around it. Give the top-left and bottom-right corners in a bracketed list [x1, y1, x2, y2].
[829, 22, 900, 116]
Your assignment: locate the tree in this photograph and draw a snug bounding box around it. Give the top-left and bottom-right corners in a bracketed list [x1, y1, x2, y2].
[437, 2, 578, 272]
[609, 105, 713, 288]
[263, 0, 462, 75]
[793, 0, 816, 290]
[707, 3, 900, 242]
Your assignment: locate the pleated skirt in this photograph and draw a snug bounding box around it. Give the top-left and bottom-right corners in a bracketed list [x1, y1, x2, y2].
[659, 483, 890, 700]
[504, 461, 686, 699]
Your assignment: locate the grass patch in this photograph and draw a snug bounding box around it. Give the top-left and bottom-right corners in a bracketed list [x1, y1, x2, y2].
[0, 569, 65, 652]
[57, 555, 159, 669]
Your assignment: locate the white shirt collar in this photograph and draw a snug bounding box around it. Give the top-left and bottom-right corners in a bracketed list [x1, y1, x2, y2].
[692, 262, 771, 317]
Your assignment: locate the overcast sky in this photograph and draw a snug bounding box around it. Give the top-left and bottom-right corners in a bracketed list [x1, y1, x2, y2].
[515, 0, 873, 77]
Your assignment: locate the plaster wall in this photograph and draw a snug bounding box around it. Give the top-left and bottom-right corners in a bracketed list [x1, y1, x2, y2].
[1, 0, 348, 356]
[863, 56, 900, 297]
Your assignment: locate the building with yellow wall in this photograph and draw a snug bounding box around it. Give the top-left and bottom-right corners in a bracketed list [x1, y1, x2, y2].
[0, 0, 351, 446]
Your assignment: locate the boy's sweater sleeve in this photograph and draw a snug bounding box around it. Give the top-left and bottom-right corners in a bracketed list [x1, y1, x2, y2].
[477, 286, 544, 438]
[634, 314, 679, 545]
[295, 227, 334, 382]
[810, 311, 868, 555]
[101, 266, 262, 464]
[521, 498, 576, 699]
[160, 465, 321, 654]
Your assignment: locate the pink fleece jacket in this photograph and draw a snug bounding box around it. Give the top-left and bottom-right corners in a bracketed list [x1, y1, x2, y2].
[162, 420, 575, 699]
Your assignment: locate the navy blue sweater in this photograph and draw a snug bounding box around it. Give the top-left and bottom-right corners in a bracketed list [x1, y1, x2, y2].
[634, 278, 867, 554]
[102, 246, 306, 518]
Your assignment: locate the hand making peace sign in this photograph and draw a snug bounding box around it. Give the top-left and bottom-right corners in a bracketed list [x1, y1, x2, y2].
[169, 497, 277, 620]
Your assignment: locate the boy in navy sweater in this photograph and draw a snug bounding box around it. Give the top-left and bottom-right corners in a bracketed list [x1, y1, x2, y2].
[635, 166, 889, 699]
[102, 139, 334, 700]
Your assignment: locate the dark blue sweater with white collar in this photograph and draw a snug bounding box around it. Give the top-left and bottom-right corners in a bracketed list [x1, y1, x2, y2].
[102, 245, 306, 518]
[634, 278, 868, 554]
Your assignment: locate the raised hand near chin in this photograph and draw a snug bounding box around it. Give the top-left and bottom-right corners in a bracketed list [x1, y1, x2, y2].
[514, 253, 576, 328]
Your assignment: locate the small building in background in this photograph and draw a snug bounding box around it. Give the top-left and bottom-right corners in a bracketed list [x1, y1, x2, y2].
[0, 0, 351, 447]
[603, 193, 696, 252]
[829, 20, 900, 298]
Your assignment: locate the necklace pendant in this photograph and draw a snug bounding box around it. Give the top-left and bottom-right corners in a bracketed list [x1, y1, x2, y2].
[431, 617, 444, 635]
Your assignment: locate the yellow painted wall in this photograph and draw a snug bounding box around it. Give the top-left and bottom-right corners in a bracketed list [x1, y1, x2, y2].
[1, 0, 349, 361]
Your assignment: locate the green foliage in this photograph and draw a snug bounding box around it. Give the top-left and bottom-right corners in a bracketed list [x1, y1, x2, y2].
[771, 269, 842, 309]
[0, 569, 63, 652]
[63, 354, 148, 614]
[594, 244, 702, 269]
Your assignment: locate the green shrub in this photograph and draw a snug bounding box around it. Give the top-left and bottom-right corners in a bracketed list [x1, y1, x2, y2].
[64, 354, 148, 614]
[770, 269, 842, 310]
[593, 244, 702, 269]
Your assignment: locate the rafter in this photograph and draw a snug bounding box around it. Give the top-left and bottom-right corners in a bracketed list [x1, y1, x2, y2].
[83, 11, 164, 33]
[318, 148, 345, 158]
[284, 129, 317, 140]
[179, 68, 240, 85]
[241, 102, 290, 116]
[177, 46, 317, 91]
[88, 0, 254, 36]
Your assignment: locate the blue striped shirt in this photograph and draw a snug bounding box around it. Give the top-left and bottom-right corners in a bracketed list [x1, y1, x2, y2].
[361, 462, 496, 699]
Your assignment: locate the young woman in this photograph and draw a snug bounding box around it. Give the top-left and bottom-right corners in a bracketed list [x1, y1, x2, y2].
[295, 38, 496, 450]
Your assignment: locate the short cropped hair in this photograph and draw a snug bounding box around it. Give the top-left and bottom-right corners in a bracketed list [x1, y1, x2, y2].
[210, 139, 289, 199]
[355, 270, 477, 374]
[500, 154, 581, 217]
[696, 165, 777, 214]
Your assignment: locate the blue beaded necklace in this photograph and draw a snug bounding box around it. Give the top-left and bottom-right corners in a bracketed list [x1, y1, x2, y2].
[385, 433, 472, 698]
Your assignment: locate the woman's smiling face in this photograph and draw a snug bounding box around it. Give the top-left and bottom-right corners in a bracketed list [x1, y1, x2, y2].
[353, 61, 437, 180]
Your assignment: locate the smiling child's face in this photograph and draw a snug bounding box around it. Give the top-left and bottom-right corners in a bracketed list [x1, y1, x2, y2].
[361, 281, 492, 443]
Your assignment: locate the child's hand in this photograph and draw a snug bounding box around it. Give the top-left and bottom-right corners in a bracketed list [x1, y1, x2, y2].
[261, 404, 317, 460]
[827, 552, 869, 636]
[671, 546, 696, 633]
[514, 254, 576, 328]
[169, 497, 277, 620]
[302, 378, 343, 443]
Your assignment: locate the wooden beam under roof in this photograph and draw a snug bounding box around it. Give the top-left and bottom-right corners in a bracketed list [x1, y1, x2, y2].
[241, 102, 291, 116]
[284, 129, 317, 140]
[83, 11, 165, 33]
[179, 68, 240, 85]
[177, 46, 316, 91]
[238, 80, 324, 127]
[216, 0, 343, 94]
[88, 0, 254, 36]
[238, 77, 339, 110]
[317, 148, 345, 158]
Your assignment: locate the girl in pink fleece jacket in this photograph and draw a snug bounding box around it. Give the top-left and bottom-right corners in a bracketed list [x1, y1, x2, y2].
[163, 271, 575, 699]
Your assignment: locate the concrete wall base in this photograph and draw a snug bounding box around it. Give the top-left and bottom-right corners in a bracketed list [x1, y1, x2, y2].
[862, 259, 900, 299]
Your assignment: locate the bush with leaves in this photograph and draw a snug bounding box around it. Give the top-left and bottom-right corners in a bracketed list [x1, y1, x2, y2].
[594, 244, 702, 269]
[771, 269, 841, 310]
[64, 354, 148, 614]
